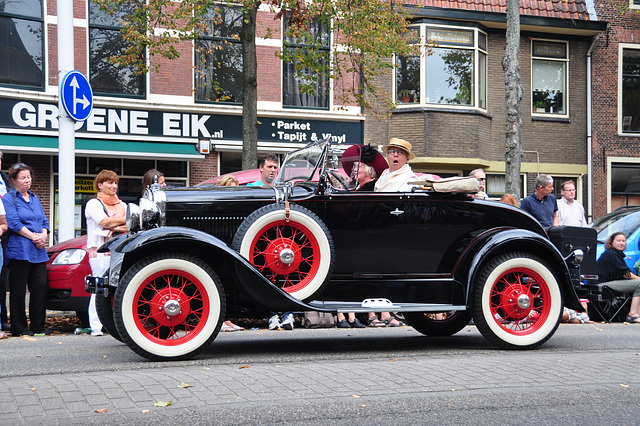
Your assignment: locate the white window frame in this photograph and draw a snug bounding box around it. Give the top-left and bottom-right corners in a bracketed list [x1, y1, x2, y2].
[617, 43, 640, 135]
[395, 24, 487, 111]
[530, 39, 569, 118]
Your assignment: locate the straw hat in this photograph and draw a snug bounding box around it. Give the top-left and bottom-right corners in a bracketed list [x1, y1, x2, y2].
[382, 138, 415, 160]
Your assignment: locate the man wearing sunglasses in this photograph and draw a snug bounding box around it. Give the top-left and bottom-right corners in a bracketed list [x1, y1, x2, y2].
[469, 168, 488, 199]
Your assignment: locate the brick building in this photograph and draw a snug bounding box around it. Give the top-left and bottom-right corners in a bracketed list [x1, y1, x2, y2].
[365, 0, 605, 220]
[591, 0, 640, 217]
[0, 1, 362, 242]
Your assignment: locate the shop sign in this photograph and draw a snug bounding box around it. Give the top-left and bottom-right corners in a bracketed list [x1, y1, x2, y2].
[0, 98, 362, 145]
[75, 178, 95, 193]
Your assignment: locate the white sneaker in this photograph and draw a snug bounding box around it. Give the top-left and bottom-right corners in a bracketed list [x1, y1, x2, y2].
[281, 313, 294, 330]
[91, 330, 104, 336]
[268, 314, 281, 330]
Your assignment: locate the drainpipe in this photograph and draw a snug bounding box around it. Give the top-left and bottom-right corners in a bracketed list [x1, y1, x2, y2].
[586, 36, 598, 224]
[585, 0, 598, 223]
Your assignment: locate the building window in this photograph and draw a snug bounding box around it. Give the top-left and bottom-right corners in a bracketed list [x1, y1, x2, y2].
[631, 0, 640, 10]
[283, 18, 330, 109]
[195, 6, 243, 103]
[396, 25, 487, 109]
[0, 0, 44, 89]
[621, 47, 640, 133]
[89, 1, 145, 97]
[531, 40, 567, 115]
[610, 163, 640, 209]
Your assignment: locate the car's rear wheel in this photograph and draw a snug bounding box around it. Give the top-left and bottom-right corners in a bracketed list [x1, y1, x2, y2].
[404, 311, 472, 336]
[113, 253, 224, 361]
[95, 292, 123, 342]
[473, 252, 562, 349]
[233, 203, 334, 301]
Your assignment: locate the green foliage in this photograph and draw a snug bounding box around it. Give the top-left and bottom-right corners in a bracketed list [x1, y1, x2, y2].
[93, 0, 415, 112]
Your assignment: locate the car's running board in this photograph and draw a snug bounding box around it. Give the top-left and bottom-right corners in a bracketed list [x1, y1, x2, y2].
[307, 300, 467, 313]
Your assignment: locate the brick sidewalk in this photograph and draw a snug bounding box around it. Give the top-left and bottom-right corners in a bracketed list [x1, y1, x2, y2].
[1, 346, 638, 423]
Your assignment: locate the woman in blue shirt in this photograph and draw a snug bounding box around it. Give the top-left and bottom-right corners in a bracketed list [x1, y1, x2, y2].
[2, 163, 49, 336]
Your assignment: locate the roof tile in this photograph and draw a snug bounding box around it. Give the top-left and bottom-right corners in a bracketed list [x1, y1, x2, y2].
[410, 0, 590, 20]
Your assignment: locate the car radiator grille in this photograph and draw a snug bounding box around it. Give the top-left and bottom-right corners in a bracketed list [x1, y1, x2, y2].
[180, 215, 247, 246]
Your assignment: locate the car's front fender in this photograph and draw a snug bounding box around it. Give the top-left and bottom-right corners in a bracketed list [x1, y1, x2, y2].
[457, 228, 583, 311]
[101, 227, 328, 312]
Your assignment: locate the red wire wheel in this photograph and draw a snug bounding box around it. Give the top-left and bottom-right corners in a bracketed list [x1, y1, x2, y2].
[473, 252, 562, 349]
[233, 204, 334, 301]
[114, 254, 224, 361]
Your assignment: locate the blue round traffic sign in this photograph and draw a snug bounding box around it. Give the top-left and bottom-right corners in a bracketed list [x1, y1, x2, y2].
[60, 70, 93, 121]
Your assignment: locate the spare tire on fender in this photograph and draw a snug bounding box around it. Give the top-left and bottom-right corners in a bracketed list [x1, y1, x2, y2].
[232, 203, 335, 301]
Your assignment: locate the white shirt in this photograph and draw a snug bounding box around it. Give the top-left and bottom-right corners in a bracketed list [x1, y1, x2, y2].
[557, 197, 587, 227]
[374, 164, 419, 192]
[85, 198, 125, 249]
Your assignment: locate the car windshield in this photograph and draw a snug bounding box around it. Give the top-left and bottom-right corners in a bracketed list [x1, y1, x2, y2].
[276, 141, 326, 183]
[592, 209, 640, 243]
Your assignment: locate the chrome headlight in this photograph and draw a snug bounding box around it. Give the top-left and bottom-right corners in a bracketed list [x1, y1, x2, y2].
[140, 197, 161, 229]
[52, 248, 86, 265]
[127, 203, 140, 233]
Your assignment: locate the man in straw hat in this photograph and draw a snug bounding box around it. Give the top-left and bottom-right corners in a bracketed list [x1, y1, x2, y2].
[374, 138, 418, 192]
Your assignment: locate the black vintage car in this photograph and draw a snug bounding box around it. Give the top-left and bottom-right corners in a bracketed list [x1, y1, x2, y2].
[87, 138, 594, 361]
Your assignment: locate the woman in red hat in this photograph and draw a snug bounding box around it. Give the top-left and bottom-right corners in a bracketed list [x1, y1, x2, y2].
[341, 144, 388, 191]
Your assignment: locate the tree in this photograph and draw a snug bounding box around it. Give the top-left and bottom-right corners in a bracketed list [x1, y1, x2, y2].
[502, 0, 523, 200]
[93, 0, 415, 170]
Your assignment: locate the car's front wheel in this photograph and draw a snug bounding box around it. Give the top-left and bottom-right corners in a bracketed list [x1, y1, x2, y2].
[404, 311, 472, 337]
[113, 253, 224, 361]
[473, 252, 562, 349]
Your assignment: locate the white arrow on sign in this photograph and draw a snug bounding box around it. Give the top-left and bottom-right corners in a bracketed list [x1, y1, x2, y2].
[69, 76, 90, 115]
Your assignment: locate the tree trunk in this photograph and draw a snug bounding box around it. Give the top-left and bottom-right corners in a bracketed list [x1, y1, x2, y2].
[241, 2, 259, 170]
[502, 0, 523, 200]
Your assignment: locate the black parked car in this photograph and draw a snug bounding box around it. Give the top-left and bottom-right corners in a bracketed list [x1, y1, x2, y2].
[87, 138, 593, 361]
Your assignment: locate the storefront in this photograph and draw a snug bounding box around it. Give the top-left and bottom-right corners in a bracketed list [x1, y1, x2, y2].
[0, 96, 363, 243]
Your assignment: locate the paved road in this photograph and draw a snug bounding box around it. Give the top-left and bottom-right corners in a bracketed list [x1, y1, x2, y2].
[1, 323, 639, 424]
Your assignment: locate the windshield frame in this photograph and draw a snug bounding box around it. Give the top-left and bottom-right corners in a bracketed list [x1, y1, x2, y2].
[276, 139, 329, 184]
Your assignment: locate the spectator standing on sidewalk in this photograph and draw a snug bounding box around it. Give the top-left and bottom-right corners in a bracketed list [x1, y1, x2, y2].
[3, 163, 49, 336]
[520, 174, 559, 228]
[0, 151, 11, 332]
[557, 180, 588, 227]
[85, 170, 127, 336]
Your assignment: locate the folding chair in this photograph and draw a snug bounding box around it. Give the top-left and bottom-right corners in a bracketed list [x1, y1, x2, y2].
[586, 284, 633, 323]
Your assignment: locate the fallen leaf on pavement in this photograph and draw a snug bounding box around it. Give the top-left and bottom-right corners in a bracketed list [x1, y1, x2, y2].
[36, 355, 42, 357]
[360, 404, 367, 407]
[94, 408, 108, 413]
[154, 401, 172, 407]
[239, 365, 251, 369]
[351, 395, 360, 399]
[22, 336, 36, 341]
[620, 384, 629, 388]
[29, 388, 36, 391]
[178, 382, 193, 388]
[141, 410, 150, 413]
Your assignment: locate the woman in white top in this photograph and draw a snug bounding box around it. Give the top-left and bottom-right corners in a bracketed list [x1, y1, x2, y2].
[374, 138, 419, 192]
[85, 170, 126, 336]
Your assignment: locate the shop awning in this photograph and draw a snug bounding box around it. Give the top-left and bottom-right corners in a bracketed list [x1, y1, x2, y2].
[0, 133, 205, 160]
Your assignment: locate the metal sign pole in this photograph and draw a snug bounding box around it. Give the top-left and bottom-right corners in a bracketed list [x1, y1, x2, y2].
[57, 0, 76, 243]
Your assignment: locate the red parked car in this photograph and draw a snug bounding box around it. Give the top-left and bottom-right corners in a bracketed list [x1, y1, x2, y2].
[46, 235, 92, 324]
